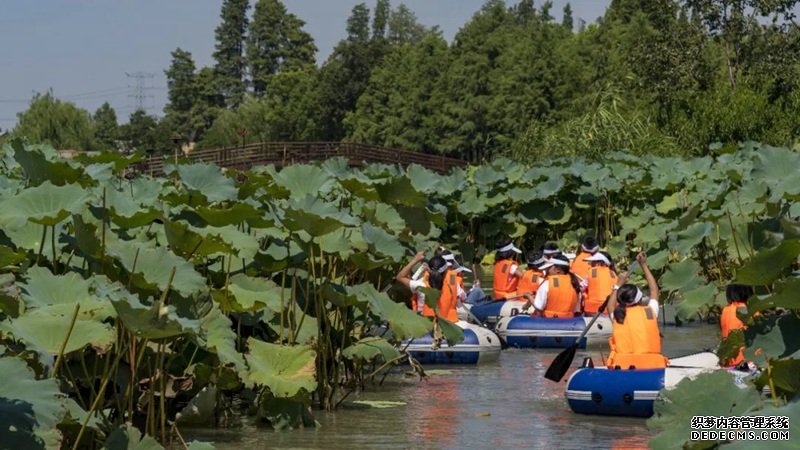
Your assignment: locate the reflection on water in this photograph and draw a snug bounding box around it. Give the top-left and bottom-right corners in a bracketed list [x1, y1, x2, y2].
[184, 321, 719, 450]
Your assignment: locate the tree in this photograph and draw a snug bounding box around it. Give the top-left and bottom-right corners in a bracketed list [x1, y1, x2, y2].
[93, 102, 119, 151]
[347, 3, 371, 44]
[562, 3, 574, 30]
[372, 0, 390, 40]
[164, 48, 200, 141]
[213, 0, 250, 108]
[119, 110, 171, 155]
[13, 92, 96, 150]
[387, 4, 427, 45]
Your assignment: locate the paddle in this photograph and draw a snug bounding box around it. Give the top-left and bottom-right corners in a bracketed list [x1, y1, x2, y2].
[544, 261, 638, 382]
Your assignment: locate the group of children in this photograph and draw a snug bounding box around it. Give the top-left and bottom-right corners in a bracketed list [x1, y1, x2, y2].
[396, 236, 752, 371]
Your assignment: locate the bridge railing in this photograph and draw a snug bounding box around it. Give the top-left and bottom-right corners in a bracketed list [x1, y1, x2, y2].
[132, 142, 466, 175]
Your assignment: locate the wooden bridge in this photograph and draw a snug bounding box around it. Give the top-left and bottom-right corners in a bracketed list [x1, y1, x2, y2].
[133, 142, 467, 175]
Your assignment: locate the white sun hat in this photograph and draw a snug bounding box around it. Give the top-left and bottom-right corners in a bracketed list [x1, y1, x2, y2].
[584, 253, 611, 266]
[496, 242, 522, 254]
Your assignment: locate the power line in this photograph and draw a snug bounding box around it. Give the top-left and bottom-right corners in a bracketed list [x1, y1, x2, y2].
[125, 72, 155, 113]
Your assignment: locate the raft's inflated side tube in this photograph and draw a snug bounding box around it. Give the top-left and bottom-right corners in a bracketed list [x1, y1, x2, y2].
[468, 300, 527, 326]
[566, 367, 665, 418]
[496, 315, 612, 349]
[405, 321, 502, 365]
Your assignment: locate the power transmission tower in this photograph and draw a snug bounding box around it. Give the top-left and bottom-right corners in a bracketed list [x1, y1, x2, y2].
[125, 71, 155, 113]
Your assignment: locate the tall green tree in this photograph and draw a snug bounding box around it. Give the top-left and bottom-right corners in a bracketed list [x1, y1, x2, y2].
[13, 92, 96, 150]
[387, 4, 427, 45]
[93, 102, 118, 151]
[164, 48, 200, 141]
[562, 3, 574, 30]
[119, 110, 172, 155]
[372, 0, 390, 40]
[213, 0, 250, 108]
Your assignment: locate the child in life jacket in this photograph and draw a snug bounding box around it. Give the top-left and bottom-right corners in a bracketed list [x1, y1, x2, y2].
[396, 251, 462, 322]
[570, 236, 599, 282]
[541, 242, 561, 260]
[530, 253, 582, 318]
[492, 238, 527, 301]
[518, 250, 546, 297]
[582, 251, 617, 315]
[606, 252, 668, 370]
[720, 284, 753, 368]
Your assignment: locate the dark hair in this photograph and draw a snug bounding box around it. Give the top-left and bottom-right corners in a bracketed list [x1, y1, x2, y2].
[427, 256, 447, 290]
[726, 284, 753, 304]
[582, 236, 598, 249]
[495, 238, 517, 262]
[547, 254, 582, 296]
[595, 251, 616, 272]
[434, 247, 446, 257]
[542, 242, 560, 253]
[527, 250, 543, 268]
[613, 284, 640, 324]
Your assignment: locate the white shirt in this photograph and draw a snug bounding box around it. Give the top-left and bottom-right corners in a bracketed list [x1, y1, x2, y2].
[608, 298, 660, 319]
[532, 278, 582, 313]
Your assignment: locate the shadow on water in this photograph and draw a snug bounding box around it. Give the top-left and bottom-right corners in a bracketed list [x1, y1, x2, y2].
[184, 319, 719, 450]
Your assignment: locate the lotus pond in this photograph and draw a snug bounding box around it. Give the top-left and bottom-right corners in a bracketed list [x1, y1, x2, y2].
[0, 140, 798, 449]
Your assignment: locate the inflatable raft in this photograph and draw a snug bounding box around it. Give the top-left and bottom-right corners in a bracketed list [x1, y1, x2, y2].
[463, 300, 527, 327]
[565, 352, 723, 418]
[495, 315, 613, 349]
[405, 321, 502, 365]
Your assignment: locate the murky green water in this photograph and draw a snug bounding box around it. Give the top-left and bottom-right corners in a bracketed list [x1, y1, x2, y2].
[184, 312, 720, 450]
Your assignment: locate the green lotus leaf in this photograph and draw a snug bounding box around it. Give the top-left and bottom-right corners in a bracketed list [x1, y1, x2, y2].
[369, 203, 406, 232]
[342, 337, 401, 363]
[0, 181, 89, 225]
[659, 259, 703, 293]
[175, 385, 217, 426]
[348, 252, 391, 271]
[533, 176, 565, 199]
[753, 358, 800, 400]
[13, 142, 84, 186]
[73, 151, 143, 172]
[194, 202, 262, 227]
[395, 205, 431, 235]
[106, 242, 205, 296]
[437, 169, 467, 197]
[648, 371, 762, 450]
[349, 284, 431, 340]
[472, 165, 505, 187]
[644, 248, 669, 271]
[491, 158, 525, 183]
[1, 221, 67, 262]
[84, 163, 114, 183]
[506, 186, 538, 202]
[735, 240, 800, 286]
[0, 246, 26, 268]
[0, 357, 68, 450]
[320, 282, 364, 308]
[375, 177, 427, 208]
[283, 196, 358, 236]
[320, 156, 350, 178]
[105, 423, 163, 450]
[191, 225, 260, 260]
[227, 274, 284, 313]
[177, 163, 238, 203]
[723, 399, 800, 450]
[406, 164, 440, 193]
[748, 277, 800, 313]
[245, 338, 317, 397]
[675, 284, 718, 320]
[542, 204, 572, 225]
[20, 266, 93, 309]
[257, 392, 317, 431]
[361, 223, 406, 262]
[111, 291, 198, 340]
[163, 220, 230, 259]
[437, 317, 466, 347]
[717, 328, 745, 367]
[656, 192, 684, 215]
[752, 146, 800, 200]
[790, 202, 800, 219]
[198, 307, 247, 372]
[743, 315, 800, 366]
[1, 314, 114, 354]
[672, 221, 713, 255]
[339, 176, 380, 201]
[458, 187, 488, 217]
[269, 164, 335, 199]
[103, 187, 161, 229]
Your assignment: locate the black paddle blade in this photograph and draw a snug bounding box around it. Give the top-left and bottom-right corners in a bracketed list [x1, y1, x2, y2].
[544, 344, 577, 382]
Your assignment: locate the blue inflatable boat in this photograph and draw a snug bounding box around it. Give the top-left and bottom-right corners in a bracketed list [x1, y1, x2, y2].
[565, 352, 722, 418]
[405, 321, 501, 365]
[495, 315, 612, 349]
[464, 300, 527, 327]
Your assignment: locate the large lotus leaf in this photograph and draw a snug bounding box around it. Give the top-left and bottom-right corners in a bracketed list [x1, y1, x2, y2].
[375, 177, 427, 208]
[0, 357, 67, 450]
[312, 227, 356, 258]
[406, 164, 440, 193]
[0, 245, 25, 270]
[109, 287, 199, 340]
[283, 196, 358, 236]
[13, 142, 84, 186]
[258, 392, 317, 431]
[675, 284, 718, 320]
[1, 221, 67, 260]
[175, 385, 217, 426]
[84, 163, 115, 183]
[659, 259, 703, 293]
[437, 169, 466, 197]
[656, 192, 685, 215]
[457, 187, 488, 216]
[491, 158, 526, 183]
[105, 423, 163, 450]
[245, 338, 317, 397]
[506, 186, 538, 202]
[349, 283, 431, 340]
[533, 176, 565, 199]
[339, 176, 380, 201]
[349, 252, 391, 271]
[647, 371, 762, 450]
[395, 205, 431, 235]
[198, 307, 247, 372]
[753, 358, 800, 400]
[722, 399, 800, 450]
[0, 182, 89, 225]
[361, 223, 406, 261]
[437, 317, 466, 347]
[164, 220, 230, 259]
[752, 146, 800, 200]
[192, 225, 260, 260]
[748, 277, 800, 313]
[1, 314, 114, 354]
[472, 165, 505, 187]
[194, 202, 262, 227]
[103, 187, 161, 228]
[74, 151, 142, 172]
[20, 266, 92, 309]
[269, 164, 335, 199]
[743, 315, 800, 365]
[735, 240, 800, 286]
[176, 163, 237, 203]
[320, 282, 364, 308]
[672, 222, 713, 255]
[106, 242, 205, 297]
[342, 337, 401, 363]
[541, 204, 572, 225]
[227, 274, 284, 313]
[369, 203, 406, 232]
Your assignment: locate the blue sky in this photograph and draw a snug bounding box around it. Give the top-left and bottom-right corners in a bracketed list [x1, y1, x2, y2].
[0, 0, 609, 130]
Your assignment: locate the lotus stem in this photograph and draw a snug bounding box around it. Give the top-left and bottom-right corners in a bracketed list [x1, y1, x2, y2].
[160, 343, 168, 444]
[36, 224, 46, 264]
[128, 247, 140, 290]
[100, 188, 107, 274]
[50, 224, 58, 272]
[52, 303, 81, 378]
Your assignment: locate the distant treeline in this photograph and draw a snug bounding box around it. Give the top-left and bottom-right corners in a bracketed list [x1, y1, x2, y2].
[6, 0, 800, 161]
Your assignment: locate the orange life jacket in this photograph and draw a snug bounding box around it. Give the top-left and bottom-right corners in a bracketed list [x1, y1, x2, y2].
[493, 259, 519, 299]
[410, 271, 429, 313]
[570, 251, 594, 282]
[542, 274, 579, 318]
[720, 301, 747, 367]
[517, 269, 543, 296]
[584, 266, 616, 314]
[606, 305, 668, 370]
[421, 270, 459, 322]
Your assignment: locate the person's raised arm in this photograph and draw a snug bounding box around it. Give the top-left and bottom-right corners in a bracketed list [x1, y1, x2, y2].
[396, 251, 426, 289]
[637, 252, 659, 302]
[608, 265, 631, 317]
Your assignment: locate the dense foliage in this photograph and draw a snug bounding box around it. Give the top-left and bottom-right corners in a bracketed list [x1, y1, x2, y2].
[9, 0, 800, 158]
[1, 139, 798, 447]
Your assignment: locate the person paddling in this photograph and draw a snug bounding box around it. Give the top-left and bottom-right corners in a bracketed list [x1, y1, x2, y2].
[570, 236, 599, 281]
[396, 252, 461, 322]
[606, 252, 668, 370]
[529, 253, 582, 318]
[492, 239, 526, 300]
[720, 284, 753, 368]
[518, 250, 546, 296]
[582, 251, 617, 315]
